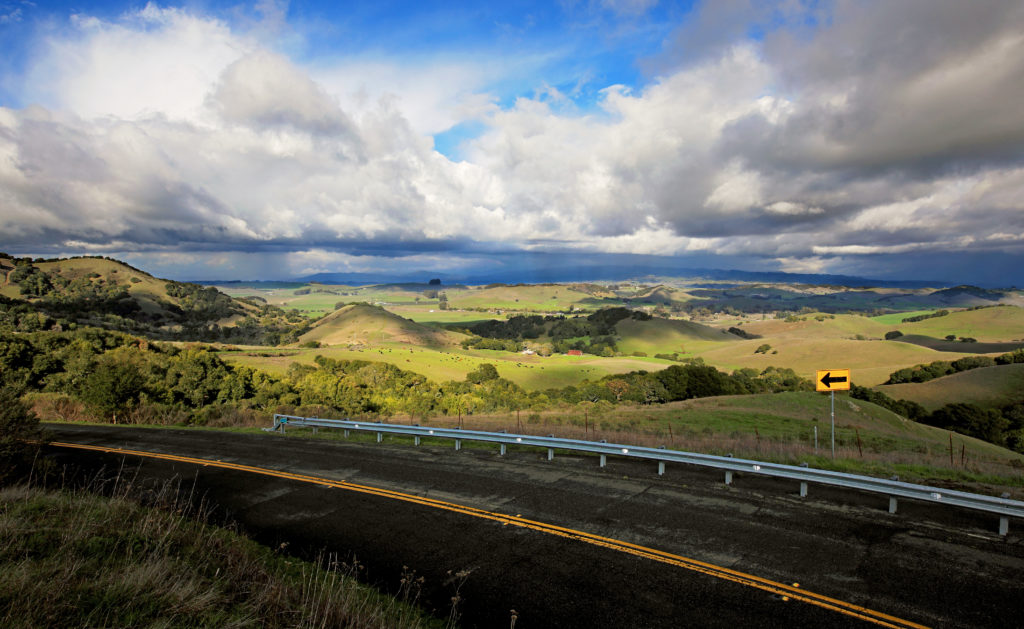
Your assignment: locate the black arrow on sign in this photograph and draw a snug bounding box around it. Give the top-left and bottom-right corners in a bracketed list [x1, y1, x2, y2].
[820, 372, 848, 388]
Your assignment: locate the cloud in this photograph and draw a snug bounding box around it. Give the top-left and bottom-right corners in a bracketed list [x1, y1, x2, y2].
[2, 1, 1023, 286]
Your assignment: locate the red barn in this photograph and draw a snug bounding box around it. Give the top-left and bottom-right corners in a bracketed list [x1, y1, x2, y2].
[566, 350, 583, 356]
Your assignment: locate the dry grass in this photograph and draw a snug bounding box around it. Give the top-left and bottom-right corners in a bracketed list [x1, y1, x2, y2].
[0, 479, 444, 629]
[346, 398, 1024, 496]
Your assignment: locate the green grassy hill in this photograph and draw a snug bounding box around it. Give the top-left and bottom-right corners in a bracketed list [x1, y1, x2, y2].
[694, 314, 989, 386]
[894, 306, 1024, 341]
[298, 304, 461, 347]
[447, 284, 593, 311]
[614, 316, 739, 355]
[0, 254, 306, 343]
[878, 364, 1024, 411]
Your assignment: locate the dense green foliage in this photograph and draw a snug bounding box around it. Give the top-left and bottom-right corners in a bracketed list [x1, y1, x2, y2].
[1, 325, 818, 426]
[901, 309, 949, 323]
[883, 353, 1018, 384]
[0, 385, 47, 485]
[464, 308, 652, 356]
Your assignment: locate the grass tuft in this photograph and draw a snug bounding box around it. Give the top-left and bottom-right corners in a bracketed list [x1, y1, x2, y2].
[0, 481, 444, 629]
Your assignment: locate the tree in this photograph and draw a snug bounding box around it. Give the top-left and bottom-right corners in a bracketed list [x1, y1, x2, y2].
[466, 363, 500, 384]
[428, 278, 442, 285]
[78, 360, 144, 420]
[605, 379, 630, 402]
[0, 385, 47, 484]
[884, 330, 903, 340]
[438, 292, 449, 310]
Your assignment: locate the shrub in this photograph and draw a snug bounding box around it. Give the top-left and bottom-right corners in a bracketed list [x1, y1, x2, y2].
[884, 330, 903, 340]
[0, 386, 48, 484]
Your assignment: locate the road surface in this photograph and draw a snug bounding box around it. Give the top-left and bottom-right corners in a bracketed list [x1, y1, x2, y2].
[43, 424, 1024, 628]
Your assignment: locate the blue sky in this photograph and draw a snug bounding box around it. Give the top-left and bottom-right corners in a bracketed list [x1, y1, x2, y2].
[2, 0, 1024, 286]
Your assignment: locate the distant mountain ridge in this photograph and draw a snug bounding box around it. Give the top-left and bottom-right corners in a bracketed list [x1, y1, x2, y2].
[268, 267, 961, 290]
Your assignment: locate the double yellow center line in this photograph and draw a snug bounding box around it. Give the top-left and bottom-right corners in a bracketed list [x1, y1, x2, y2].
[50, 440, 929, 629]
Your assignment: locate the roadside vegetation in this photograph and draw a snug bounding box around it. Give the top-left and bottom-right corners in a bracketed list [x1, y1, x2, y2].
[0, 375, 446, 629]
[0, 484, 442, 629]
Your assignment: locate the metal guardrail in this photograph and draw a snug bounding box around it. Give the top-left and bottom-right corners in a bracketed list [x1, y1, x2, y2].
[268, 413, 1023, 535]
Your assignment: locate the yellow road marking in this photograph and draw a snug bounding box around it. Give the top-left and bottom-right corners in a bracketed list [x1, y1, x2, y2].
[50, 440, 929, 629]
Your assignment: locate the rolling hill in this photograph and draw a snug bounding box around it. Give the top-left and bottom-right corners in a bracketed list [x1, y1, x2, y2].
[893, 305, 1024, 342]
[0, 254, 306, 342]
[614, 316, 740, 355]
[878, 364, 1024, 411]
[298, 303, 461, 347]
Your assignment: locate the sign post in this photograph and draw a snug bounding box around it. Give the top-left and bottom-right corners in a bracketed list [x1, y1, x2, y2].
[816, 369, 851, 459]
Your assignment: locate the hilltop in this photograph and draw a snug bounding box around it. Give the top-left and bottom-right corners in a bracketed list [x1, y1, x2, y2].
[299, 303, 460, 347]
[0, 254, 308, 343]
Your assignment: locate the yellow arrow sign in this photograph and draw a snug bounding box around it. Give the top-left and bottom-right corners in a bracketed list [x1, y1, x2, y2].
[816, 369, 851, 392]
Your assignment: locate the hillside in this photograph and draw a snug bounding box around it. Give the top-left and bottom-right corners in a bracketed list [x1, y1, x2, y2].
[299, 304, 461, 347]
[878, 364, 1024, 411]
[695, 313, 991, 386]
[891, 305, 1024, 342]
[0, 254, 308, 343]
[614, 316, 739, 355]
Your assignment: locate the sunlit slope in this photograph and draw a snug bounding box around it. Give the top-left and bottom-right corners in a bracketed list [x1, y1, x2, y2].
[614, 317, 740, 354]
[694, 314, 988, 386]
[449, 284, 594, 310]
[894, 306, 1024, 341]
[223, 342, 673, 390]
[298, 304, 461, 347]
[2, 255, 259, 321]
[661, 392, 1024, 466]
[878, 364, 1024, 411]
[735, 313, 894, 339]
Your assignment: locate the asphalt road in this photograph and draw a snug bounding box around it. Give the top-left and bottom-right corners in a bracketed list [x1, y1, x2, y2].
[43, 424, 1024, 628]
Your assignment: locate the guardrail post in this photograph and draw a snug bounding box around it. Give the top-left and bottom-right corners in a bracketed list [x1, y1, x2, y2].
[889, 497, 898, 514]
[313, 427, 318, 435]
[599, 454, 606, 468]
[414, 436, 420, 446]
[344, 429, 349, 438]
[725, 471, 733, 485]
[455, 439, 461, 451]
[800, 482, 808, 497]
[376, 432, 382, 443]
[1000, 517, 1009, 536]
[500, 443, 506, 456]
[658, 461, 665, 476]
[547, 448, 554, 461]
